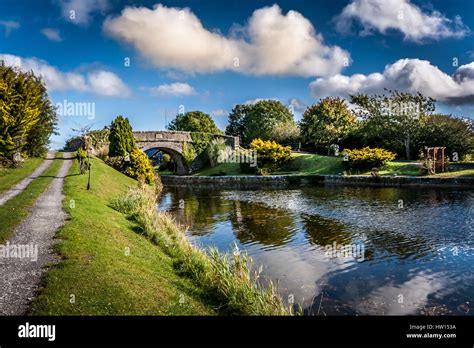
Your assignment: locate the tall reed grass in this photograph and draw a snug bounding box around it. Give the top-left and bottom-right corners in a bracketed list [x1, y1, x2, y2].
[111, 185, 293, 315]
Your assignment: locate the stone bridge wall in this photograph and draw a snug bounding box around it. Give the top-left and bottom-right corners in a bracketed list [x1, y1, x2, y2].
[133, 131, 239, 175]
[133, 131, 239, 149]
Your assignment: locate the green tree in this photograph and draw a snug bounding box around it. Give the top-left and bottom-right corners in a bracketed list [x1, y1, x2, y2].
[350, 91, 435, 160]
[0, 63, 57, 165]
[300, 97, 355, 154]
[167, 111, 222, 134]
[108, 116, 136, 157]
[416, 114, 474, 160]
[225, 100, 295, 146]
[225, 104, 252, 138]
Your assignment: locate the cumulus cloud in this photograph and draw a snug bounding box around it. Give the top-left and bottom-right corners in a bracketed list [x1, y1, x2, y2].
[310, 58, 474, 105]
[148, 82, 196, 96]
[41, 28, 63, 42]
[103, 4, 349, 77]
[0, 54, 130, 97]
[58, 0, 109, 26]
[0, 20, 20, 36]
[335, 0, 469, 41]
[87, 70, 131, 97]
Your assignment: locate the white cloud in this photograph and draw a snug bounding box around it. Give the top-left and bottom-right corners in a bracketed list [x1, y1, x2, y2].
[103, 4, 349, 77]
[335, 0, 469, 41]
[40, 28, 63, 42]
[87, 70, 131, 97]
[0, 20, 20, 36]
[211, 109, 227, 117]
[310, 58, 474, 104]
[58, 0, 109, 26]
[289, 98, 307, 113]
[0, 54, 130, 97]
[148, 82, 196, 96]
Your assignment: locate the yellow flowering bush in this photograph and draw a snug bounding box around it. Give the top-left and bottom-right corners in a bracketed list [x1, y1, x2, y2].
[250, 138, 292, 171]
[124, 148, 155, 184]
[342, 147, 396, 170]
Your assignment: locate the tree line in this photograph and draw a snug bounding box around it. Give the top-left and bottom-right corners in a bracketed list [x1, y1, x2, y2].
[168, 93, 474, 161]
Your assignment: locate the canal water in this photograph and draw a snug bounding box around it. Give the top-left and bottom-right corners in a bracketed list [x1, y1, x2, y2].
[158, 185, 474, 315]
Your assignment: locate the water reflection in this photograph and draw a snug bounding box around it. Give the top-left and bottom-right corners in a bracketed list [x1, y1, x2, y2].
[159, 186, 474, 315]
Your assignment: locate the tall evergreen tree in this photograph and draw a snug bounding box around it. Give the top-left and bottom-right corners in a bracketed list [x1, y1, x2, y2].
[108, 115, 136, 157]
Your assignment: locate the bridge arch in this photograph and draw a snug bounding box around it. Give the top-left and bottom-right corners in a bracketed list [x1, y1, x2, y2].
[139, 142, 188, 175]
[133, 131, 239, 176]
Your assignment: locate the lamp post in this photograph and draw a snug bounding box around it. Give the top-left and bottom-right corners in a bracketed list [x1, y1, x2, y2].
[87, 150, 91, 190]
[85, 136, 92, 190]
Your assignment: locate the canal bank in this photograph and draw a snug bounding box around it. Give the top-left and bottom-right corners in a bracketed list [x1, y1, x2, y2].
[161, 174, 474, 189]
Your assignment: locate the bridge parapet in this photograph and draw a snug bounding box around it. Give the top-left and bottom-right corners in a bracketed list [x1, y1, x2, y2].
[133, 131, 239, 148]
[133, 131, 192, 143]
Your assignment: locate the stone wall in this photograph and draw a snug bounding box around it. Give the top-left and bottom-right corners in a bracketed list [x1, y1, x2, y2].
[133, 131, 239, 149]
[161, 174, 474, 189]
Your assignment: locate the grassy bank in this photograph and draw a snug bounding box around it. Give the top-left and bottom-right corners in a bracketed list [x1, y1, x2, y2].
[435, 162, 474, 177]
[31, 156, 289, 315]
[193, 153, 424, 177]
[192, 152, 474, 178]
[31, 156, 213, 315]
[111, 185, 290, 315]
[0, 154, 63, 244]
[0, 157, 44, 194]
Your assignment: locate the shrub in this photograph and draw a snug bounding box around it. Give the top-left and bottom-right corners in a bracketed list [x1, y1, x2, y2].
[342, 147, 396, 170]
[182, 142, 196, 166]
[76, 148, 88, 174]
[250, 138, 292, 171]
[207, 138, 229, 167]
[190, 132, 213, 157]
[123, 148, 155, 184]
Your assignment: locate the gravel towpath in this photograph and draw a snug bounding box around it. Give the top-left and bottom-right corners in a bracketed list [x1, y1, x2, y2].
[0, 152, 56, 207]
[0, 152, 73, 315]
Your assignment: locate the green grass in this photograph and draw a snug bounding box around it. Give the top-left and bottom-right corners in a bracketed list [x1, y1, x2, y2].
[30, 156, 214, 315]
[0, 157, 44, 194]
[360, 161, 423, 176]
[193, 153, 424, 177]
[275, 153, 346, 175]
[111, 185, 291, 315]
[435, 162, 474, 177]
[192, 163, 242, 176]
[0, 154, 63, 244]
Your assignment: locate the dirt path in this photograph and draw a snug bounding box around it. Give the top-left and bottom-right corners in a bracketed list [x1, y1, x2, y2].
[0, 152, 73, 315]
[0, 151, 56, 207]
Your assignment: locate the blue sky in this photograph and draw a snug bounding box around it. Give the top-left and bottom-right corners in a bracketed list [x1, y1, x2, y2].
[0, 0, 473, 147]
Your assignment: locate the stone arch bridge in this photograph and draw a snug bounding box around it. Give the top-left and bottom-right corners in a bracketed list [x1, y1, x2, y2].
[133, 131, 239, 175]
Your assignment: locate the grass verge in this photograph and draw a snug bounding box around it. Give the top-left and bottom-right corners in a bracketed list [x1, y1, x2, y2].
[111, 184, 292, 315]
[436, 162, 474, 177]
[0, 154, 63, 244]
[0, 157, 44, 194]
[194, 153, 423, 177]
[30, 157, 215, 315]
